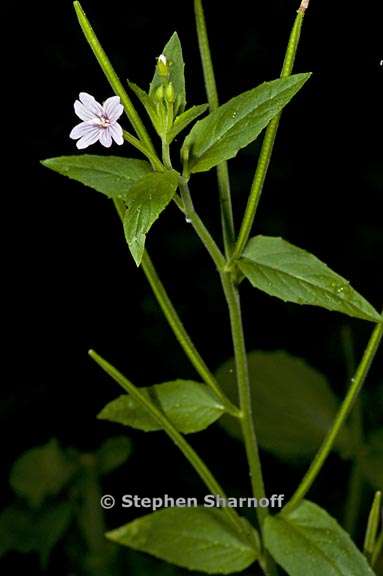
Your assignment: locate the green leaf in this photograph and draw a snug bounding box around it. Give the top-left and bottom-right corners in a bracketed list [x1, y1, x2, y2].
[10, 439, 76, 507]
[167, 104, 209, 143]
[182, 73, 310, 173]
[123, 171, 179, 266]
[150, 32, 186, 115]
[98, 379, 225, 434]
[97, 436, 133, 475]
[216, 351, 352, 459]
[42, 155, 152, 201]
[238, 236, 381, 322]
[360, 430, 383, 489]
[128, 81, 162, 135]
[0, 503, 73, 566]
[106, 507, 258, 574]
[264, 500, 376, 576]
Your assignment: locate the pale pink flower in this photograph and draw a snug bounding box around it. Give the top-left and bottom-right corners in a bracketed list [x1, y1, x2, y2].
[70, 92, 124, 149]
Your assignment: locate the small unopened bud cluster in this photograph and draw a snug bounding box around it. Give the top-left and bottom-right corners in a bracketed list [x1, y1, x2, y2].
[155, 54, 175, 105]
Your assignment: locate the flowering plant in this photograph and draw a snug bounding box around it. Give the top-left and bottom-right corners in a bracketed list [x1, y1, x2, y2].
[41, 1, 382, 575]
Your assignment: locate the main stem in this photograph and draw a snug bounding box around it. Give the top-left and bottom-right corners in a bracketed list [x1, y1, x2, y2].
[221, 275, 268, 525]
[178, 182, 268, 529]
[194, 0, 235, 256]
[283, 313, 383, 515]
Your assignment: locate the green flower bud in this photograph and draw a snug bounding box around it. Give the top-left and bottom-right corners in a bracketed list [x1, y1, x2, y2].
[154, 85, 165, 102]
[165, 82, 175, 104]
[157, 54, 170, 77]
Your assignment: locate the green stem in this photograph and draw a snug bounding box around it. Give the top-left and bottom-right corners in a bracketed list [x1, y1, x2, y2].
[73, 1, 155, 156]
[141, 251, 240, 417]
[220, 275, 267, 528]
[113, 198, 240, 418]
[193, 0, 235, 256]
[221, 276, 275, 576]
[283, 314, 383, 515]
[89, 349, 247, 535]
[161, 139, 172, 170]
[178, 181, 227, 271]
[177, 183, 268, 530]
[233, 6, 306, 260]
[341, 327, 365, 535]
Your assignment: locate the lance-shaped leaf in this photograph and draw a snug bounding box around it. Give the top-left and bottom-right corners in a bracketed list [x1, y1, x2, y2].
[264, 500, 376, 576]
[128, 81, 162, 135]
[107, 507, 258, 574]
[123, 171, 179, 266]
[41, 156, 152, 201]
[167, 104, 209, 143]
[98, 380, 225, 434]
[216, 351, 352, 459]
[181, 73, 310, 174]
[238, 236, 381, 322]
[150, 32, 186, 115]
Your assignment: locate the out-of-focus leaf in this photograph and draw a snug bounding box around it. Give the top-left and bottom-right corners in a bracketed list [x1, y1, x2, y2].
[10, 439, 76, 507]
[360, 430, 383, 489]
[0, 503, 73, 566]
[216, 351, 352, 459]
[96, 436, 133, 475]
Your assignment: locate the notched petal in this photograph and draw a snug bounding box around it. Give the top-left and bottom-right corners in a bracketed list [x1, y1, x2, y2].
[79, 92, 104, 116]
[74, 100, 95, 121]
[103, 96, 124, 122]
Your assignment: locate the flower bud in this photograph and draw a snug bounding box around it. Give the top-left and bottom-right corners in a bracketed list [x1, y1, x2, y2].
[165, 82, 175, 104]
[157, 54, 170, 77]
[154, 85, 165, 102]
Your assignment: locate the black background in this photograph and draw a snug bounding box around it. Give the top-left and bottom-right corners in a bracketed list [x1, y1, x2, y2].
[2, 0, 383, 573]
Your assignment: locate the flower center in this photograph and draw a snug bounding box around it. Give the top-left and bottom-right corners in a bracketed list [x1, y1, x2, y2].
[99, 115, 111, 128]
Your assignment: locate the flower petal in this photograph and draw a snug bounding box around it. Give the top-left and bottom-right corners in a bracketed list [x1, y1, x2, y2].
[74, 100, 96, 121]
[109, 122, 124, 145]
[70, 121, 94, 139]
[99, 128, 113, 148]
[103, 96, 124, 122]
[76, 127, 102, 149]
[79, 92, 104, 117]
